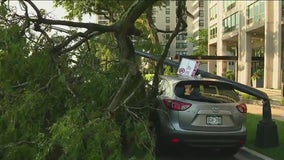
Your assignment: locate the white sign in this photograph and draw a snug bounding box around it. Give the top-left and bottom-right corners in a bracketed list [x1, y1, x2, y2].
[177, 58, 200, 77]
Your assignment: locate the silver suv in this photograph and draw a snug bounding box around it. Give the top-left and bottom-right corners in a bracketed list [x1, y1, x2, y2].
[152, 75, 247, 154]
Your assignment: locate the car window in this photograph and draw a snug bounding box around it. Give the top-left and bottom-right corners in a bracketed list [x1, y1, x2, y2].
[174, 80, 239, 103]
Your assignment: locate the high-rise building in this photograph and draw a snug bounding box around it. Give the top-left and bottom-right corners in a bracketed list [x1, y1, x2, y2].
[208, 0, 283, 89]
[152, 0, 208, 58]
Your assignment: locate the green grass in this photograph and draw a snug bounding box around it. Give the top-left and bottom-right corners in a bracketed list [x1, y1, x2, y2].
[246, 114, 284, 160]
[280, 98, 284, 106]
[239, 92, 258, 100]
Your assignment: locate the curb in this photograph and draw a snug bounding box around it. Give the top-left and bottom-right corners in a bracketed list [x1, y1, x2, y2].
[239, 147, 274, 160]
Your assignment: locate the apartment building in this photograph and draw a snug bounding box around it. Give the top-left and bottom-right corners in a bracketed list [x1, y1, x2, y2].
[152, 0, 208, 58]
[208, 0, 284, 89]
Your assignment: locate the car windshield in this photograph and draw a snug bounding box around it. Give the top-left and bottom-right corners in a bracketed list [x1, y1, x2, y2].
[174, 80, 240, 103]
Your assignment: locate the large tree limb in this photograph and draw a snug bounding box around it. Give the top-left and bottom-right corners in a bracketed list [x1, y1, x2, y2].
[107, 0, 158, 112]
[18, 0, 159, 113]
[107, 71, 132, 112]
[51, 29, 93, 53]
[19, 0, 118, 55]
[152, 0, 188, 90]
[28, 17, 116, 31]
[55, 31, 103, 55]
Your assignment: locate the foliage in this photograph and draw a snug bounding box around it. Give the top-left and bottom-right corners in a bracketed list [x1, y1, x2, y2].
[144, 74, 154, 82]
[225, 70, 235, 80]
[239, 92, 258, 100]
[251, 68, 263, 80]
[54, 0, 133, 22]
[280, 99, 284, 106]
[0, 22, 153, 159]
[0, 1, 155, 159]
[164, 66, 177, 76]
[188, 29, 208, 56]
[0, 0, 189, 159]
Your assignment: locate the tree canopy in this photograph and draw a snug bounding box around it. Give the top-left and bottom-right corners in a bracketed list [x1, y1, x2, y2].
[188, 28, 208, 56]
[0, 0, 190, 159]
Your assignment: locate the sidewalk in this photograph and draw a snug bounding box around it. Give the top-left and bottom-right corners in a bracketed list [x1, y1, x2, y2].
[243, 88, 284, 121]
[247, 103, 284, 121]
[256, 88, 283, 106]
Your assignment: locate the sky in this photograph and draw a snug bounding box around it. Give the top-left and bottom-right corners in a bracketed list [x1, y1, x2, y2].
[7, 0, 96, 34]
[8, 1, 95, 22]
[8, 1, 66, 20]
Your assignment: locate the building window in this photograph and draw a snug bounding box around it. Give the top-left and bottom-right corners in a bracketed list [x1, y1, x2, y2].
[224, 0, 236, 12]
[252, 47, 264, 57]
[176, 51, 187, 55]
[166, 7, 170, 14]
[210, 4, 217, 21]
[166, 17, 170, 23]
[152, 16, 156, 24]
[152, 7, 157, 15]
[98, 20, 108, 25]
[199, 0, 204, 7]
[165, 0, 170, 6]
[209, 24, 217, 39]
[166, 25, 170, 31]
[223, 12, 239, 33]
[176, 42, 187, 49]
[247, 0, 265, 25]
[165, 34, 170, 39]
[199, 10, 204, 17]
[199, 19, 204, 27]
[176, 33, 187, 40]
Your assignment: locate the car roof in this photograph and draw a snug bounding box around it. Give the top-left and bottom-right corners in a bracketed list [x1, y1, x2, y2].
[159, 75, 228, 84]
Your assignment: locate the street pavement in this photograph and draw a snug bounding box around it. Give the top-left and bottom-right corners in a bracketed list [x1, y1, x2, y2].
[156, 146, 273, 160]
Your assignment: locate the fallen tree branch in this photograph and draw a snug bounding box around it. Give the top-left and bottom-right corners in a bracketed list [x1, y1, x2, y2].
[107, 72, 132, 112]
[34, 75, 57, 94]
[0, 140, 36, 150]
[152, 0, 187, 90]
[113, 79, 144, 112]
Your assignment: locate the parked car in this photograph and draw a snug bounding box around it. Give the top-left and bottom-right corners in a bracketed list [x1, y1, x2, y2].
[151, 75, 247, 155]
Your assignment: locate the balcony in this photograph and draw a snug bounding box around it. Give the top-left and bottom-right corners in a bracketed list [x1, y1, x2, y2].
[247, 17, 264, 26]
[226, 2, 236, 12]
[247, 17, 264, 30]
[247, 18, 253, 25]
[223, 26, 238, 34]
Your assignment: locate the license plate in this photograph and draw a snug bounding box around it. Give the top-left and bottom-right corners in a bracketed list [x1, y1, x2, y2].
[206, 115, 222, 125]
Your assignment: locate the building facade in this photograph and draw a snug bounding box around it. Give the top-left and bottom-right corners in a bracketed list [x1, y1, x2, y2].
[152, 0, 208, 58]
[208, 0, 284, 89]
